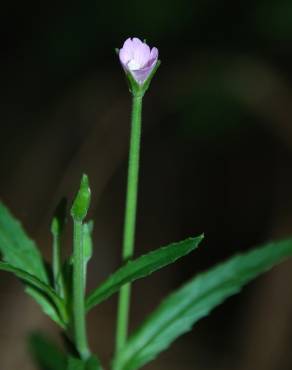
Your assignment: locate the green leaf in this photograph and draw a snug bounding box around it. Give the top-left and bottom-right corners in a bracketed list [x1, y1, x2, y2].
[29, 331, 67, 370]
[25, 287, 65, 328]
[67, 357, 85, 370]
[67, 356, 103, 370]
[0, 202, 48, 283]
[0, 261, 67, 327]
[113, 238, 292, 370]
[86, 235, 203, 312]
[66, 356, 85, 370]
[86, 356, 103, 370]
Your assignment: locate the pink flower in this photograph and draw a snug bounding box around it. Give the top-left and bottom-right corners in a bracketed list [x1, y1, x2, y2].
[119, 37, 159, 85]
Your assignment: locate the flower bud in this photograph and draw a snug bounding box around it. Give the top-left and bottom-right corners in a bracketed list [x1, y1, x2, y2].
[118, 37, 160, 95]
[70, 174, 91, 221]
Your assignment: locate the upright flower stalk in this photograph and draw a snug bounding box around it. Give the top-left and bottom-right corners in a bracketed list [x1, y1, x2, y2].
[116, 94, 142, 353]
[115, 37, 160, 354]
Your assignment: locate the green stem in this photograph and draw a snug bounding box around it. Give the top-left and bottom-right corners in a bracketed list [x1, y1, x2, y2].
[115, 95, 143, 354]
[73, 219, 90, 360]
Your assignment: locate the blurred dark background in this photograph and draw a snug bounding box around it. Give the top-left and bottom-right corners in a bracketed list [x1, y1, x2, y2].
[1, 0, 292, 369]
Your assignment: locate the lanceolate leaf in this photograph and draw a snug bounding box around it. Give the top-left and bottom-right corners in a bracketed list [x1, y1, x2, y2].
[0, 202, 48, 283]
[86, 356, 103, 370]
[86, 235, 204, 311]
[29, 332, 67, 370]
[0, 262, 67, 327]
[113, 239, 292, 370]
[25, 287, 65, 328]
[67, 357, 85, 370]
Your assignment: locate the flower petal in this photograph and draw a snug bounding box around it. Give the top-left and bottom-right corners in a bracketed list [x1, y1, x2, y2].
[119, 38, 134, 65]
[133, 41, 151, 68]
[132, 37, 144, 47]
[150, 47, 158, 60]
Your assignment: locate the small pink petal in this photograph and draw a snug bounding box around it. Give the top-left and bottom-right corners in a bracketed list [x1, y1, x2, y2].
[150, 47, 158, 60]
[119, 38, 133, 65]
[132, 38, 144, 47]
[123, 38, 134, 52]
[133, 42, 150, 68]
